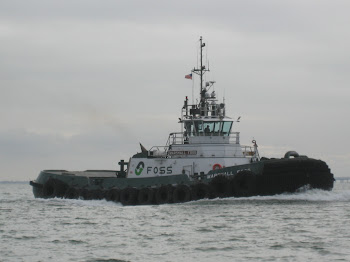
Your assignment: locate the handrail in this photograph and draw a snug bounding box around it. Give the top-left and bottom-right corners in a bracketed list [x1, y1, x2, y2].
[166, 132, 184, 146]
[149, 141, 258, 160]
[241, 145, 255, 156]
[167, 132, 241, 145]
[148, 146, 170, 158]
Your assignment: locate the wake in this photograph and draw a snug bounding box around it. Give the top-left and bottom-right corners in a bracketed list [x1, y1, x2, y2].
[230, 183, 350, 202]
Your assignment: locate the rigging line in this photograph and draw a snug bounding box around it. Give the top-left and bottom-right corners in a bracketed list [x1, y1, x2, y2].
[206, 41, 208, 70]
[196, 38, 199, 69]
[204, 42, 208, 90]
[192, 76, 194, 105]
[211, 60, 215, 86]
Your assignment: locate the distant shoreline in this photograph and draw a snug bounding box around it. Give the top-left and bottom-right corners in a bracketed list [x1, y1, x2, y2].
[0, 181, 28, 184]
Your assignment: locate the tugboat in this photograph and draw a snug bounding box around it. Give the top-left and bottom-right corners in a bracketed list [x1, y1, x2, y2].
[30, 37, 334, 205]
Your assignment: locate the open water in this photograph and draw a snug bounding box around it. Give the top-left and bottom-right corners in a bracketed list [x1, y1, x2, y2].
[1, 181, 350, 262]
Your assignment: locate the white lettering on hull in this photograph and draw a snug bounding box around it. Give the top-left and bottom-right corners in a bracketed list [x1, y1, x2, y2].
[168, 151, 197, 156]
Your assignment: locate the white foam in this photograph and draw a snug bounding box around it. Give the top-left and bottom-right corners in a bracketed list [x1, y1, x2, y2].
[38, 197, 122, 207]
[230, 188, 350, 202]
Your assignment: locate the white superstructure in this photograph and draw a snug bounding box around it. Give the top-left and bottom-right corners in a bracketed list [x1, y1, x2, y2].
[128, 37, 259, 179]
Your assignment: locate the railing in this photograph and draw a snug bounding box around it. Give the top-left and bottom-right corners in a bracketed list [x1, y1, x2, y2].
[241, 145, 256, 157]
[166, 133, 184, 146]
[148, 146, 170, 158]
[166, 132, 241, 145]
[149, 140, 258, 160]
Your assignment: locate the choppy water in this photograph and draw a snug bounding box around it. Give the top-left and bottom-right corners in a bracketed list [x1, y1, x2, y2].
[1, 181, 350, 262]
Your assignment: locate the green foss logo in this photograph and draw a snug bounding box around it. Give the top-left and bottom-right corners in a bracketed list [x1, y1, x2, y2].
[135, 161, 145, 176]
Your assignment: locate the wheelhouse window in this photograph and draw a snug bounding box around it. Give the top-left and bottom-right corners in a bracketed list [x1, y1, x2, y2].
[222, 121, 232, 136]
[184, 121, 232, 136]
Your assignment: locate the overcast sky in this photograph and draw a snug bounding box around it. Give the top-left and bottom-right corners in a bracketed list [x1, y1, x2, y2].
[1, 0, 349, 181]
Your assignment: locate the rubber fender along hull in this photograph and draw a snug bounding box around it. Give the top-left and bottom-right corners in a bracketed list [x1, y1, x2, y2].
[30, 157, 334, 205]
[257, 157, 334, 195]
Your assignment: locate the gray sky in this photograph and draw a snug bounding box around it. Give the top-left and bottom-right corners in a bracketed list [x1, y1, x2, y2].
[1, 0, 349, 181]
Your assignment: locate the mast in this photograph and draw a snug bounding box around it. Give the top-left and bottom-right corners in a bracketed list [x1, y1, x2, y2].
[192, 36, 209, 108]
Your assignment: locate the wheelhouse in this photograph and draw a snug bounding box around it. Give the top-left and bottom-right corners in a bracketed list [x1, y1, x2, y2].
[184, 120, 233, 137]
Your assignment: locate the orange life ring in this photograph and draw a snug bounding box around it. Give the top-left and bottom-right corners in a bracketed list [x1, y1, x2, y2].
[212, 164, 222, 170]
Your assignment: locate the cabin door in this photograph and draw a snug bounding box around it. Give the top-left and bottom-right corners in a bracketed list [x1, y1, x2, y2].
[182, 165, 193, 177]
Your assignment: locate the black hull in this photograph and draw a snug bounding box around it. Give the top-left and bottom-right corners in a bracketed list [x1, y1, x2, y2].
[30, 157, 334, 205]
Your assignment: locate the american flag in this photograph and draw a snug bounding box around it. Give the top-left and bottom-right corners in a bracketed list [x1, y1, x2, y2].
[185, 73, 192, 80]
